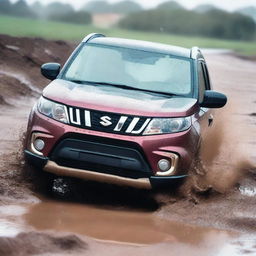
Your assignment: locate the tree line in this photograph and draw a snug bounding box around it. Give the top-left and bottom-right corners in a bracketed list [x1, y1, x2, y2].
[0, 0, 91, 24]
[119, 4, 256, 41]
[0, 0, 255, 41]
[0, 0, 142, 24]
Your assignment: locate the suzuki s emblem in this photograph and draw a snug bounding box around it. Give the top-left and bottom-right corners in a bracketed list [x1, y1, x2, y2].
[100, 116, 112, 127]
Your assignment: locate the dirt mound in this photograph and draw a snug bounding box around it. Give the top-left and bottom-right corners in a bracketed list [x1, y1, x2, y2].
[0, 232, 87, 256]
[0, 34, 74, 104]
[0, 72, 38, 104]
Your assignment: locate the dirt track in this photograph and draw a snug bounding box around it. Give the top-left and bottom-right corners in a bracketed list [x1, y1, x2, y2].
[0, 34, 256, 255]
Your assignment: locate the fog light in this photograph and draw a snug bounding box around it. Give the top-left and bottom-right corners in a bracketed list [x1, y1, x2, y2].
[33, 139, 45, 152]
[158, 159, 171, 172]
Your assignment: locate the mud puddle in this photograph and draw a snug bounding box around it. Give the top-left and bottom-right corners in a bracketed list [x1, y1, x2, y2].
[22, 198, 235, 245]
[0, 198, 237, 244]
[2, 197, 256, 256]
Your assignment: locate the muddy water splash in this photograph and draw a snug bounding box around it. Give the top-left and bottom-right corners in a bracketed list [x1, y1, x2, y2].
[180, 99, 255, 197]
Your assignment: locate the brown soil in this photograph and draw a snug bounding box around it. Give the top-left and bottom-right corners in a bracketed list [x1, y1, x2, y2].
[0, 34, 255, 255]
[0, 232, 87, 256]
[0, 34, 73, 104]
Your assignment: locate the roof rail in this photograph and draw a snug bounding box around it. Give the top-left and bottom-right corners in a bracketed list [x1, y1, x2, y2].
[82, 33, 105, 43]
[190, 46, 200, 59]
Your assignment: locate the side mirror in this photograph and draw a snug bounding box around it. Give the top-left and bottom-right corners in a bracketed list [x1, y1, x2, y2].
[200, 90, 227, 108]
[41, 63, 61, 80]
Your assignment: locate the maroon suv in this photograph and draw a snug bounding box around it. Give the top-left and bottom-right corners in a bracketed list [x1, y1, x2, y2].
[25, 33, 227, 189]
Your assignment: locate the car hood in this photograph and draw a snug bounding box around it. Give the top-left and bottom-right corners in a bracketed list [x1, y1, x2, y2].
[43, 79, 198, 117]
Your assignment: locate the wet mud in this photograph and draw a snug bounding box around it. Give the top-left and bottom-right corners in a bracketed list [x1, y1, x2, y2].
[0, 232, 87, 256]
[0, 35, 255, 255]
[0, 34, 73, 105]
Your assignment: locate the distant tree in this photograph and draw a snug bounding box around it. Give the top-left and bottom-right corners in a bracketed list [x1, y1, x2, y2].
[49, 11, 91, 24]
[206, 9, 256, 40]
[83, 0, 110, 14]
[194, 4, 217, 13]
[0, 0, 91, 24]
[237, 7, 256, 22]
[44, 2, 74, 18]
[12, 0, 35, 17]
[119, 8, 256, 41]
[0, 0, 12, 14]
[156, 1, 183, 10]
[112, 1, 142, 14]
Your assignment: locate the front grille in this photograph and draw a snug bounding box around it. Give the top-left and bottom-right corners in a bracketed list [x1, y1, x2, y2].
[66, 105, 151, 136]
[50, 135, 152, 179]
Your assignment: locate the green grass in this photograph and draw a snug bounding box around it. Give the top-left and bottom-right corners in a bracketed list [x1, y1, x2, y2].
[1, 15, 256, 55]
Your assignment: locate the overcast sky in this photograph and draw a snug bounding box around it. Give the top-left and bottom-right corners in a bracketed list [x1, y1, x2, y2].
[10, 0, 256, 11]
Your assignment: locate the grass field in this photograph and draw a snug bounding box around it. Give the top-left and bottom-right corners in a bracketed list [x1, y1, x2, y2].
[1, 15, 256, 55]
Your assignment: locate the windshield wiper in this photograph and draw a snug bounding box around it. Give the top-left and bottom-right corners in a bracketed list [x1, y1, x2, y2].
[68, 79, 88, 84]
[69, 80, 178, 97]
[99, 82, 180, 97]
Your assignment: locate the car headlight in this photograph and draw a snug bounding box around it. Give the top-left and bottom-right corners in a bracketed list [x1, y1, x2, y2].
[38, 97, 69, 124]
[143, 117, 191, 135]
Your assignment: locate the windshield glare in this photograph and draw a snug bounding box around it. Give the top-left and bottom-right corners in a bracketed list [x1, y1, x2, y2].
[63, 43, 192, 96]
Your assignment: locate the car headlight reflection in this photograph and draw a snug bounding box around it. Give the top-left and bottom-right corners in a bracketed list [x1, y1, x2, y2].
[143, 117, 191, 135]
[38, 97, 69, 124]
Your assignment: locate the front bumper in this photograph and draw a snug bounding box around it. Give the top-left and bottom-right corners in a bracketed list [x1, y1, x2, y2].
[25, 150, 188, 189]
[25, 109, 199, 188]
[27, 110, 199, 169]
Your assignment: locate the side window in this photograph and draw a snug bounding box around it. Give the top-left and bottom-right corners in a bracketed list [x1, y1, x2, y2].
[198, 62, 207, 103]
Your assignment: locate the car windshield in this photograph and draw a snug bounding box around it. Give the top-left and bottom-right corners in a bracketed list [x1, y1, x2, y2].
[63, 43, 193, 96]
